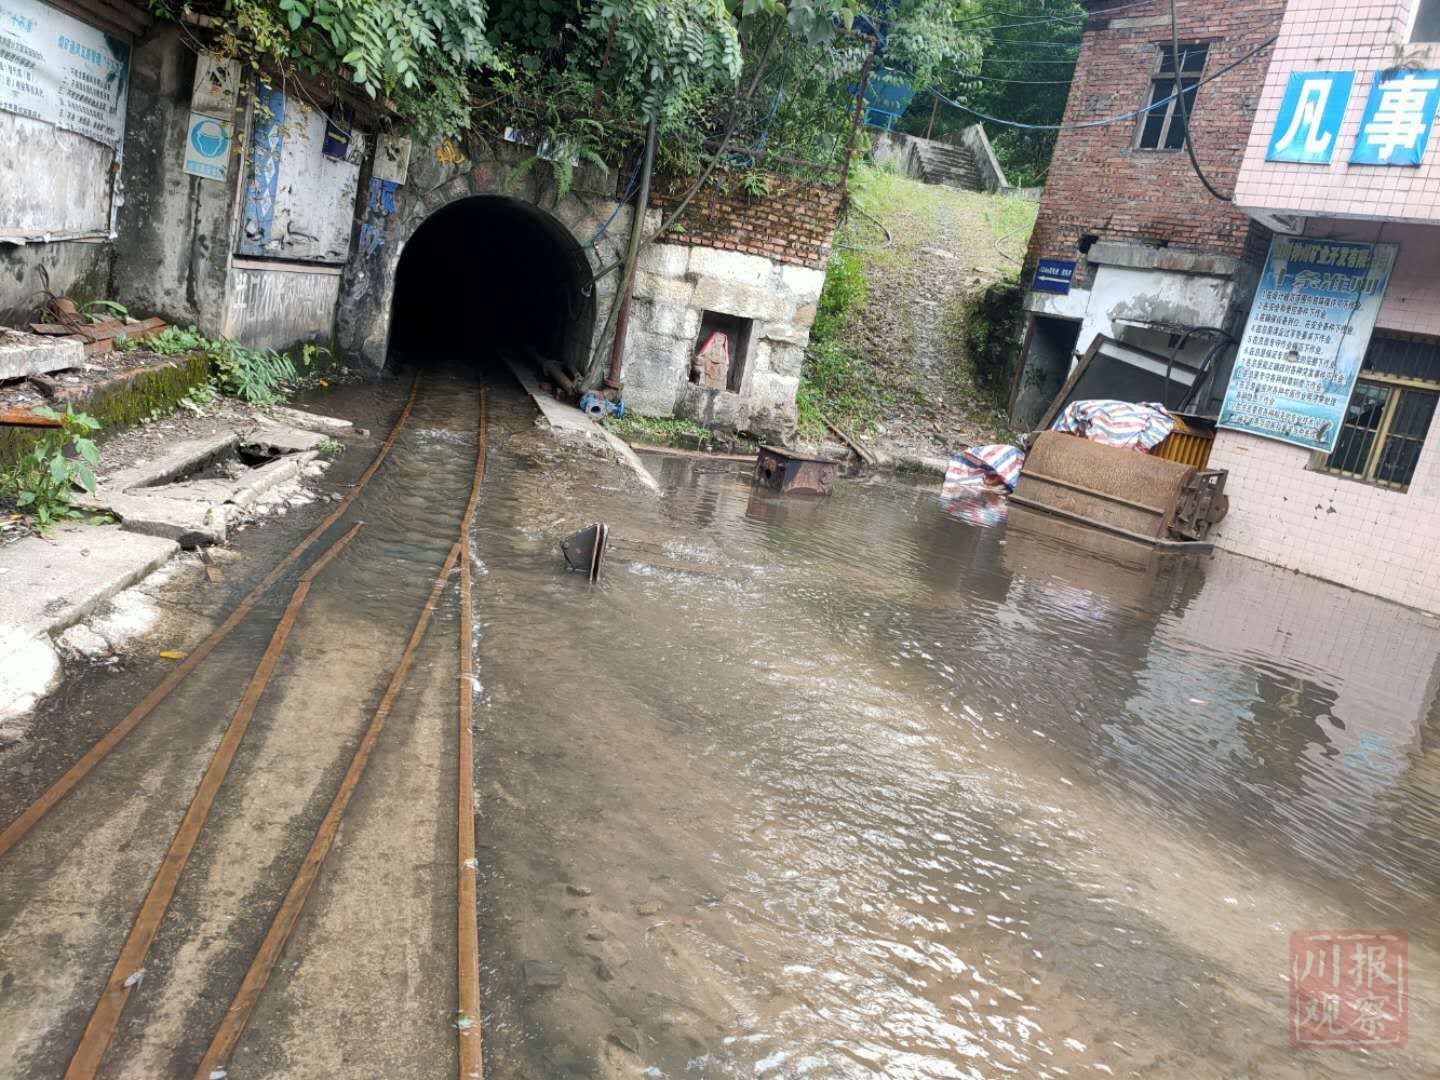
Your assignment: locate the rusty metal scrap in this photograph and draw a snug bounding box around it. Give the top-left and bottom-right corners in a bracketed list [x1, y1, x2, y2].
[754, 446, 840, 496]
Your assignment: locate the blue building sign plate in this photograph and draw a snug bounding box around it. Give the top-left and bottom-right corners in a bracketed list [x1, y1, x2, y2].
[1266, 71, 1354, 163]
[1350, 70, 1440, 166]
[1033, 259, 1076, 294]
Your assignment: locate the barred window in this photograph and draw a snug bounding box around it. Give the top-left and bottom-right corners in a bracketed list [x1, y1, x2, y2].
[1136, 44, 1208, 150]
[1325, 334, 1440, 491]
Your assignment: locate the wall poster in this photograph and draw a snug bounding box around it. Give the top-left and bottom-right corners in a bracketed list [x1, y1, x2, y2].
[1218, 237, 1398, 453]
[0, 0, 129, 147]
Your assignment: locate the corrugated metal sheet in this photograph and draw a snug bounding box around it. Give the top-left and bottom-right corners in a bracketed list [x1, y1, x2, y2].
[1153, 416, 1215, 470]
[223, 264, 340, 351]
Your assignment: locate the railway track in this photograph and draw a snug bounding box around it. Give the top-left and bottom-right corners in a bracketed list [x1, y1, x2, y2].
[0, 375, 487, 1079]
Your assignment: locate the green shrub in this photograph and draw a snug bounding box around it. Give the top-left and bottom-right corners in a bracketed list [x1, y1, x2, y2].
[1, 407, 107, 531]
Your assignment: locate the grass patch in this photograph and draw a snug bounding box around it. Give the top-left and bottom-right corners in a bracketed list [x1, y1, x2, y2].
[606, 413, 712, 446]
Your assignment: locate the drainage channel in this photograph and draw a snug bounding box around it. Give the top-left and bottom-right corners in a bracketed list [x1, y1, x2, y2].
[0, 369, 495, 1080]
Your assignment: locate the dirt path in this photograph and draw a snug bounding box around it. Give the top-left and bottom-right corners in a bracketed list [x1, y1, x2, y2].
[830, 173, 1033, 461]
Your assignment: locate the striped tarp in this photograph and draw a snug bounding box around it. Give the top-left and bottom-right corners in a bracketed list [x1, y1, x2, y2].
[943, 444, 1026, 495]
[1051, 400, 1174, 452]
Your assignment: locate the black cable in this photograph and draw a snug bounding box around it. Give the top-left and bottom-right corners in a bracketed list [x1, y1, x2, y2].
[1169, 0, 1232, 202]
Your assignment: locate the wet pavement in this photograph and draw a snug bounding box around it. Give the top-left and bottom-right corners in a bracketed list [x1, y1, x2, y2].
[1, 363, 1437, 1078]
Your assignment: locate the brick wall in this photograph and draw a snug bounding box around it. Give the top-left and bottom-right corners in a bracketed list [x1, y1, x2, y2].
[1025, 0, 1286, 280]
[650, 172, 843, 271]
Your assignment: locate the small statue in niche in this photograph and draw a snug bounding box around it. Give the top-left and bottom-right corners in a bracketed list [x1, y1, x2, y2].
[691, 330, 730, 390]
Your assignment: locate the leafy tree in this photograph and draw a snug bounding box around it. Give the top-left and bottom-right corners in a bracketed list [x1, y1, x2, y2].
[897, 0, 1082, 186]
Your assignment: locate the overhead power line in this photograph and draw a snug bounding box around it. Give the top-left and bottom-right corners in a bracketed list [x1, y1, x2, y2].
[930, 33, 1277, 130]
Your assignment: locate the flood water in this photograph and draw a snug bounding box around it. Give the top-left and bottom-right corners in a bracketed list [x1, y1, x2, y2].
[471, 412, 1440, 1078]
[4, 367, 1435, 1078]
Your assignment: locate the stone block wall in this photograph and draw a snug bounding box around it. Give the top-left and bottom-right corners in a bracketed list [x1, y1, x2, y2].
[625, 242, 826, 440]
[649, 172, 843, 271]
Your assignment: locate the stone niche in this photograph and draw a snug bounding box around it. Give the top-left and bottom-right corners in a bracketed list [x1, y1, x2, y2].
[624, 243, 825, 441]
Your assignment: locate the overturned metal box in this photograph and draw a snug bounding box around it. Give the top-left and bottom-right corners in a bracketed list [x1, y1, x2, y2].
[561, 522, 609, 582]
[1010, 430, 1227, 549]
[754, 446, 840, 496]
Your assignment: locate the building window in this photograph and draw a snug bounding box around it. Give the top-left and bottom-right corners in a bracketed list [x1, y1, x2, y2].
[1412, 0, 1440, 42]
[1325, 334, 1440, 491]
[1136, 44, 1208, 150]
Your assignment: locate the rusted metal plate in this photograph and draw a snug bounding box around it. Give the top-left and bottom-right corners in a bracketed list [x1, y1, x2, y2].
[754, 446, 840, 496]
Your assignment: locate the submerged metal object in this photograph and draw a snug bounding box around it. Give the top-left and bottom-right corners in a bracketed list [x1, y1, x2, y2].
[561, 522, 609, 582]
[754, 446, 840, 496]
[1011, 430, 1226, 548]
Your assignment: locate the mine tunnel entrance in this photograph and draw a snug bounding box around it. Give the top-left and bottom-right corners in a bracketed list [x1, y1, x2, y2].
[388, 196, 596, 379]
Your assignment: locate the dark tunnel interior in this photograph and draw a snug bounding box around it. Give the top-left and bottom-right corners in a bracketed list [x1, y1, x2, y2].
[388, 196, 595, 377]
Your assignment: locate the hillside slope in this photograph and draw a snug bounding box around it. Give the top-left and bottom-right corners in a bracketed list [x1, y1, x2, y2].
[797, 165, 1035, 462]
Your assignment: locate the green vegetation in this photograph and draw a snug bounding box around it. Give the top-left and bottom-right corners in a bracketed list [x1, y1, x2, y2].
[0, 407, 109, 531]
[317, 437, 345, 456]
[606, 412, 712, 446]
[797, 163, 1033, 447]
[127, 326, 312, 406]
[796, 248, 883, 441]
[895, 0, 1084, 187]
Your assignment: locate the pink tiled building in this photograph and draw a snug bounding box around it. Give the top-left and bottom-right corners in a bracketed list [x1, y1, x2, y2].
[1214, 0, 1440, 610]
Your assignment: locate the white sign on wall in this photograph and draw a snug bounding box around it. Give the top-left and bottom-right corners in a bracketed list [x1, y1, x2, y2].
[373, 133, 411, 184]
[183, 110, 231, 181]
[191, 54, 240, 119]
[0, 0, 130, 148]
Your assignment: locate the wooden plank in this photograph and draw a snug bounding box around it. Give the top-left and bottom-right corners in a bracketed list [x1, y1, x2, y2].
[29, 323, 81, 336]
[0, 409, 62, 428]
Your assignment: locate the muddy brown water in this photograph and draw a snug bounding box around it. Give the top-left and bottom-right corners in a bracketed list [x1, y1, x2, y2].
[2, 364, 1437, 1078]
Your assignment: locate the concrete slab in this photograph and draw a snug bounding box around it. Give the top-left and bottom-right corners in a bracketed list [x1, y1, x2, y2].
[99, 492, 230, 547]
[0, 523, 178, 637]
[227, 451, 315, 508]
[265, 406, 353, 434]
[245, 424, 327, 455]
[0, 329, 84, 380]
[503, 358, 661, 495]
[102, 433, 239, 492]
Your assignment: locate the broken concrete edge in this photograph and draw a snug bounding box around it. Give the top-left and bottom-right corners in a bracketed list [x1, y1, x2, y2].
[102, 432, 240, 492]
[502, 357, 662, 495]
[0, 524, 179, 724]
[264, 405, 354, 435]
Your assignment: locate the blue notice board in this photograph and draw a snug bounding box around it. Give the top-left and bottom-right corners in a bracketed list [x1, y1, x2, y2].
[1218, 237, 1398, 452]
[1033, 259, 1076, 294]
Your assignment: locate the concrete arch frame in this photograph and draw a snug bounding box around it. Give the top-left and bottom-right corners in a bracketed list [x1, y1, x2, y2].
[335, 137, 633, 374]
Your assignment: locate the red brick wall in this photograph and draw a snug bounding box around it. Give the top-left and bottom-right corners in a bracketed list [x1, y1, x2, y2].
[1025, 0, 1284, 281]
[650, 172, 843, 271]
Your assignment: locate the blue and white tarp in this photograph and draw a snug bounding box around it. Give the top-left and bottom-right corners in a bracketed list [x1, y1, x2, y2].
[1051, 400, 1175, 453]
[1218, 237, 1398, 453]
[943, 444, 1025, 495]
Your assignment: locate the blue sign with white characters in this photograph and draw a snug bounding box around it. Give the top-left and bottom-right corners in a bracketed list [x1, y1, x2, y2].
[1033, 258, 1076, 294]
[1266, 71, 1354, 163]
[1350, 69, 1440, 166]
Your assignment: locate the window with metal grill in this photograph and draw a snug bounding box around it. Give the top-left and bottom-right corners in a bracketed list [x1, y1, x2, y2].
[1325, 334, 1440, 491]
[1136, 44, 1208, 150]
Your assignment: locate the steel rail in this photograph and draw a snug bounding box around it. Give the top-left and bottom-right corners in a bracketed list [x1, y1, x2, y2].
[63, 521, 365, 1080]
[456, 390, 486, 1079]
[194, 388, 489, 1080]
[0, 375, 421, 861]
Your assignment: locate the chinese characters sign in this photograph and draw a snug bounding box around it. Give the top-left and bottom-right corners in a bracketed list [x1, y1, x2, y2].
[1351, 70, 1440, 165]
[1032, 258, 1076, 295]
[1267, 71, 1354, 163]
[1290, 931, 1407, 1048]
[0, 0, 129, 149]
[1219, 237, 1397, 453]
